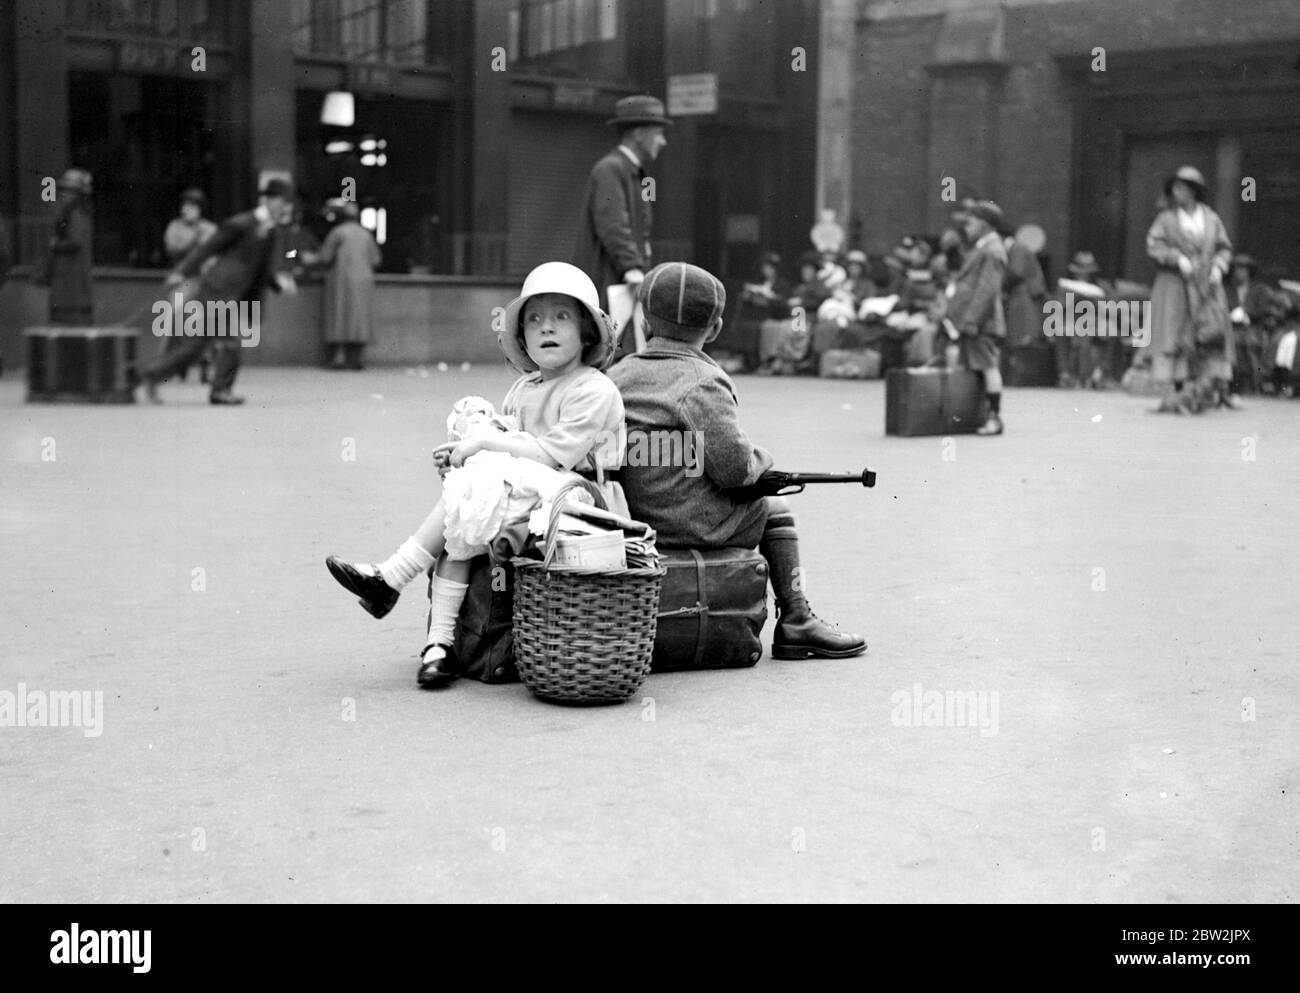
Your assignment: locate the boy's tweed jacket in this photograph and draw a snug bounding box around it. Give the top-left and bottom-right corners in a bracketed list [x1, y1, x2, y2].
[607, 337, 771, 549]
[947, 231, 1008, 339]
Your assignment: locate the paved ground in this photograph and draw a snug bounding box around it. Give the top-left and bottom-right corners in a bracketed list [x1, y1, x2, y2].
[1, 365, 1296, 903]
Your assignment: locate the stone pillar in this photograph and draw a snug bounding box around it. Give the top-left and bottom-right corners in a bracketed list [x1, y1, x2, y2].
[12, 0, 68, 262]
[655, 0, 702, 266]
[923, 6, 1006, 234]
[449, 0, 511, 274]
[925, 68, 1004, 233]
[816, 0, 856, 241]
[1216, 134, 1242, 245]
[247, 2, 296, 196]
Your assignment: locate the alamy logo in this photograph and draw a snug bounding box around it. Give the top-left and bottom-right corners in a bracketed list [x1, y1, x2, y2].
[890, 682, 999, 737]
[151, 292, 261, 348]
[1042, 293, 1151, 348]
[0, 683, 103, 738]
[50, 924, 151, 973]
[592, 428, 704, 478]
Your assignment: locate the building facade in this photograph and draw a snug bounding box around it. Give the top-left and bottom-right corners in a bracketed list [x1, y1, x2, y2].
[840, 0, 1300, 283]
[0, 0, 820, 285]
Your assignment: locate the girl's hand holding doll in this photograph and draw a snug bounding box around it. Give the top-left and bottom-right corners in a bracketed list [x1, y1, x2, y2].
[432, 438, 484, 470]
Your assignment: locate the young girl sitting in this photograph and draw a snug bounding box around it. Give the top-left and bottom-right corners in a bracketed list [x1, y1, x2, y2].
[326, 261, 624, 688]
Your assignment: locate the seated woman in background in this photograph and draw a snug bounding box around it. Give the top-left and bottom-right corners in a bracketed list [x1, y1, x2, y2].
[757, 251, 829, 375]
[812, 249, 871, 357]
[712, 250, 788, 372]
[1261, 286, 1300, 397]
[1225, 253, 1272, 395]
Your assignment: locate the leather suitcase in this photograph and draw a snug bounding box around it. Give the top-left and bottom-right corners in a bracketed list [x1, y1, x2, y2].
[443, 556, 520, 684]
[885, 368, 985, 436]
[25, 326, 137, 403]
[651, 547, 768, 672]
[819, 348, 882, 379]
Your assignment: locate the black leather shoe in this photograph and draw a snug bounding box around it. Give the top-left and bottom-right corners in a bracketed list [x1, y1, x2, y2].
[325, 556, 400, 619]
[417, 645, 459, 689]
[772, 610, 867, 659]
[209, 392, 245, 405]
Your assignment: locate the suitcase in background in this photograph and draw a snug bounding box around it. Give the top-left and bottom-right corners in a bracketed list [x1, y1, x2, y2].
[819, 348, 882, 379]
[885, 367, 986, 436]
[1001, 345, 1057, 387]
[25, 326, 137, 403]
[652, 547, 768, 672]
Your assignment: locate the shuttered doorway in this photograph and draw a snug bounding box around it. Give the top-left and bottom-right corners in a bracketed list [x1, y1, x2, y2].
[507, 110, 613, 278]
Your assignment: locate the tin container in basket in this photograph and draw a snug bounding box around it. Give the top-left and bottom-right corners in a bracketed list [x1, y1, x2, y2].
[550, 530, 626, 571]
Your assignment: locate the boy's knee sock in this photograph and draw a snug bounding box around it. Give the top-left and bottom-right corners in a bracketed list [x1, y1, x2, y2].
[377, 537, 435, 591]
[426, 575, 470, 648]
[759, 511, 809, 620]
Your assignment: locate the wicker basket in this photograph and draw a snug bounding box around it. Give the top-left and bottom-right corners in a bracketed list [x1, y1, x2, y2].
[511, 483, 665, 704]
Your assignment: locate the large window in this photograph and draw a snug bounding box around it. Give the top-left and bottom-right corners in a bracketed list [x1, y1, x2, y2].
[68, 71, 224, 267]
[65, 0, 230, 45]
[289, 0, 450, 65]
[509, 0, 618, 61]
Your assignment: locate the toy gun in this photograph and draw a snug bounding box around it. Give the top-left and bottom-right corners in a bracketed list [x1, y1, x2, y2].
[728, 467, 876, 502]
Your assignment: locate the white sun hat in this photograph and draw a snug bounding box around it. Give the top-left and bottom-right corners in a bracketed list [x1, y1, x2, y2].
[498, 262, 616, 373]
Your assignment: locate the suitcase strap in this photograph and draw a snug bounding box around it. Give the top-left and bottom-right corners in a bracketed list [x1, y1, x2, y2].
[657, 549, 709, 670]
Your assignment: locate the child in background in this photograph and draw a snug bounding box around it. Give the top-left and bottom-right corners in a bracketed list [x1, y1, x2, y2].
[326, 262, 624, 689]
[945, 200, 1010, 435]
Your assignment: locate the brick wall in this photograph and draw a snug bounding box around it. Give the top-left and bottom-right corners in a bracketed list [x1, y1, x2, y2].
[851, 0, 1300, 275]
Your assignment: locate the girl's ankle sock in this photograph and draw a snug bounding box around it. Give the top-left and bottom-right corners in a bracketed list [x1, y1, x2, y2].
[377, 537, 435, 591]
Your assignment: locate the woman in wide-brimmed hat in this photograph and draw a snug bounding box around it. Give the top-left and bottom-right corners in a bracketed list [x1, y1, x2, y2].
[1145, 165, 1236, 412]
[720, 250, 789, 371]
[39, 168, 96, 325]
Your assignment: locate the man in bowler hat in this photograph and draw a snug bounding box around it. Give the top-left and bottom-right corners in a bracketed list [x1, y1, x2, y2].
[136, 178, 297, 405]
[572, 94, 670, 326]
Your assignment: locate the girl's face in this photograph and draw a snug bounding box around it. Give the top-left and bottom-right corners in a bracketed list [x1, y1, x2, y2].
[522, 293, 586, 378]
[1170, 181, 1196, 209]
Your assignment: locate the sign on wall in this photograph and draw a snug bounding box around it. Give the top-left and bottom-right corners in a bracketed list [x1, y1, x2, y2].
[667, 73, 718, 116]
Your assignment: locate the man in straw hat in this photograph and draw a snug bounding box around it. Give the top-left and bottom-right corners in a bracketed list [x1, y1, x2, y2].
[573, 94, 670, 352]
[608, 261, 867, 660]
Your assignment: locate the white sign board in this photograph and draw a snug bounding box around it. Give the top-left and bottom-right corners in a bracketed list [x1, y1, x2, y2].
[667, 73, 718, 116]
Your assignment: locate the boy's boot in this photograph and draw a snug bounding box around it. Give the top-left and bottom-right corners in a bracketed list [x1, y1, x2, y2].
[760, 508, 866, 660]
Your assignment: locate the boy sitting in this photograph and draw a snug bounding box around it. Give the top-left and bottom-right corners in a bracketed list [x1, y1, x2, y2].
[607, 261, 866, 659]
